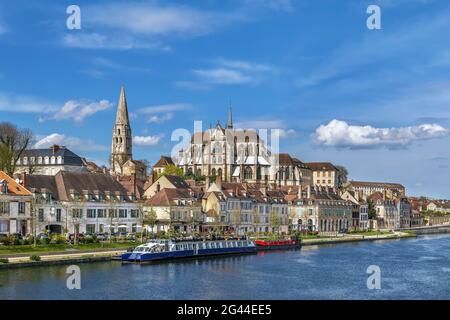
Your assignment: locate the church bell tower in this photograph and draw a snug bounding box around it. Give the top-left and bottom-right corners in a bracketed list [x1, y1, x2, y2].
[110, 85, 132, 175]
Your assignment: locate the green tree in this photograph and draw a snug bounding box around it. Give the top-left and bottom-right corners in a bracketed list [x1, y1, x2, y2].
[158, 164, 184, 178]
[368, 200, 377, 219]
[143, 207, 157, 234]
[269, 210, 281, 235]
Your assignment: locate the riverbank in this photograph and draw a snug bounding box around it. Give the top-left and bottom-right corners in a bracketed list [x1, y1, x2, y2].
[0, 232, 416, 269]
[301, 231, 415, 246]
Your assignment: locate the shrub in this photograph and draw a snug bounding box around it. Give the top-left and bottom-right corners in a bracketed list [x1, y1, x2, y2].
[0, 258, 9, 264]
[30, 255, 41, 262]
[39, 237, 51, 245]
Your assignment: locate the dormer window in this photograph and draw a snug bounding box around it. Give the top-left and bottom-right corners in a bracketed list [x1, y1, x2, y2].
[57, 156, 63, 164]
[38, 157, 42, 164]
[0, 180, 8, 194]
[23, 157, 28, 165]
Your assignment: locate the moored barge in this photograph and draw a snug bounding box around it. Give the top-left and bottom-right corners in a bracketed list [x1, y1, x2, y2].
[121, 238, 256, 262]
[254, 238, 301, 250]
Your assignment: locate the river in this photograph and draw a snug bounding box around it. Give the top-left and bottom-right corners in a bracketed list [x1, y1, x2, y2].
[1, 234, 450, 299]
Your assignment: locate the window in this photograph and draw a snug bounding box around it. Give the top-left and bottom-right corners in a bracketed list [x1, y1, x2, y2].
[132, 223, 137, 233]
[119, 209, 127, 218]
[0, 202, 9, 214]
[38, 157, 42, 164]
[18, 202, 26, 214]
[109, 209, 117, 218]
[57, 156, 63, 164]
[50, 156, 56, 164]
[87, 209, 96, 218]
[97, 209, 106, 218]
[72, 208, 83, 219]
[38, 209, 44, 222]
[23, 157, 28, 165]
[44, 157, 49, 164]
[130, 209, 139, 218]
[86, 224, 96, 234]
[56, 209, 61, 222]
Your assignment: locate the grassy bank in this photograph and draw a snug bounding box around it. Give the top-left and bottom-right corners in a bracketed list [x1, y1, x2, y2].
[0, 242, 140, 256]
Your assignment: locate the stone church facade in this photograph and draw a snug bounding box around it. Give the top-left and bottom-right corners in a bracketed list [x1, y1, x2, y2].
[110, 86, 147, 180]
[177, 108, 312, 187]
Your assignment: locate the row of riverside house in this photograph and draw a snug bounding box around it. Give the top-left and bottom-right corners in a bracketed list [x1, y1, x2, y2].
[0, 155, 427, 237]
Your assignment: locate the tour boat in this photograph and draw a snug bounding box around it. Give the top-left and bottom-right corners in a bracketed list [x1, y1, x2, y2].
[121, 238, 257, 262]
[254, 238, 301, 250]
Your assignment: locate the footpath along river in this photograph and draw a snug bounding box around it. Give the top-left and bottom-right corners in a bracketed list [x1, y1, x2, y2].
[1, 234, 450, 299]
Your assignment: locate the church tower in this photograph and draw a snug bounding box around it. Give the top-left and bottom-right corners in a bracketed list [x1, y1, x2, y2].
[110, 85, 132, 175]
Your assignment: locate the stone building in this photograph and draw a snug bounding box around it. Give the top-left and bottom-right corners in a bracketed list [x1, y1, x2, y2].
[305, 162, 341, 188]
[25, 171, 142, 234]
[346, 181, 406, 198]
[143, 188, 203, 234]
[110, 85, 147, 180]
[177, 108, 311, 187]
[15, 144, 87, 176]
[0, 171, 33, 236]
[288, 185, 352, 233]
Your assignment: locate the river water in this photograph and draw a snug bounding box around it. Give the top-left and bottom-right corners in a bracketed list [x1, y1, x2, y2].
[1, 234, 450, 299]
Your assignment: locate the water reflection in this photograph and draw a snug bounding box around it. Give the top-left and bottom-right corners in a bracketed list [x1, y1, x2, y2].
[1, 234, 450, 300]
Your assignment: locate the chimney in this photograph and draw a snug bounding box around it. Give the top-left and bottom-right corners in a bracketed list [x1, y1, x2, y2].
[51, 144, 60, 155]
[22, 172, 27, 189]
[307, 185, 311, 199]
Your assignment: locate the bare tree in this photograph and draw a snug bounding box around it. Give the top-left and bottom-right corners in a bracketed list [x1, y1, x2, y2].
[0, 122, 34, 175]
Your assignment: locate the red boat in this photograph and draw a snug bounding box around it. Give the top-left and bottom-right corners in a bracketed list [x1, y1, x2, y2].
[254, 238, 301, 250]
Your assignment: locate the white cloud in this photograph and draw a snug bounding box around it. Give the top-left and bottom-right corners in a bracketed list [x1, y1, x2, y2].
[0, 92, 56, 113]
[313, 119, 448, 149]
[147, 113, 174, 124]
[133, 134, 164, 146]
[34, 133, 107, 152]
[63, 33, 170, 50]
[193, 68, 252, 85]
[138, 103, 192, 114]
[62, 3, 245, 50]
[188, 59, 276, 86]
[42, 99, 112, 123]
[136, 103, 191, 123]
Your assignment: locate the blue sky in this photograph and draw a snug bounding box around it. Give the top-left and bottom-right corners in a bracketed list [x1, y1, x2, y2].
[1, 0, 450, 198]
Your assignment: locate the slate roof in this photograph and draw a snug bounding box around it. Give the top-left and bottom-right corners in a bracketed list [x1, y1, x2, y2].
[20, 146, 84, 166]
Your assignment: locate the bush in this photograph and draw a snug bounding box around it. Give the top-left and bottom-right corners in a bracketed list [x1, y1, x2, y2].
[39, 237, 51, 245]
[30, 255, 41, 262]
[0, 258, 9, 264]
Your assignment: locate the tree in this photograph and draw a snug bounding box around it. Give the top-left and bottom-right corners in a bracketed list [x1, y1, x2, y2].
[368, 200, 377, 219]
[143, 206, 157, 234]
[269, 210, 281, 235]
[158, 164, 184, 178]
[335, 165, 348, 187]
[0, 122, 33, 175]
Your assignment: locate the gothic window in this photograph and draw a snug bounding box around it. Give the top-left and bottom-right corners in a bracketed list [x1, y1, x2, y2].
[118, 129, 121, 135]
[218, 168, 223, 178]
[211, 168, 217, 176]
[244, 166, 253, 180]
[257, 167, 261, 180]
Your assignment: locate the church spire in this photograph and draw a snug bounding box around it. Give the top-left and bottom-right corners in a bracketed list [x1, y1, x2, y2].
[115, 84, 130, 125]
[227, 102, 233, 129]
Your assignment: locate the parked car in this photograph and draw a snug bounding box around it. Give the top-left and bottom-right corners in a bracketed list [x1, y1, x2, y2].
[67, 233, 85, 243]
[94, 232, 108, 241]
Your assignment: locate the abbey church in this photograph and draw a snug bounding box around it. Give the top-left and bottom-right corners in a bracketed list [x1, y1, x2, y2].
[110, 86, 147, 180]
